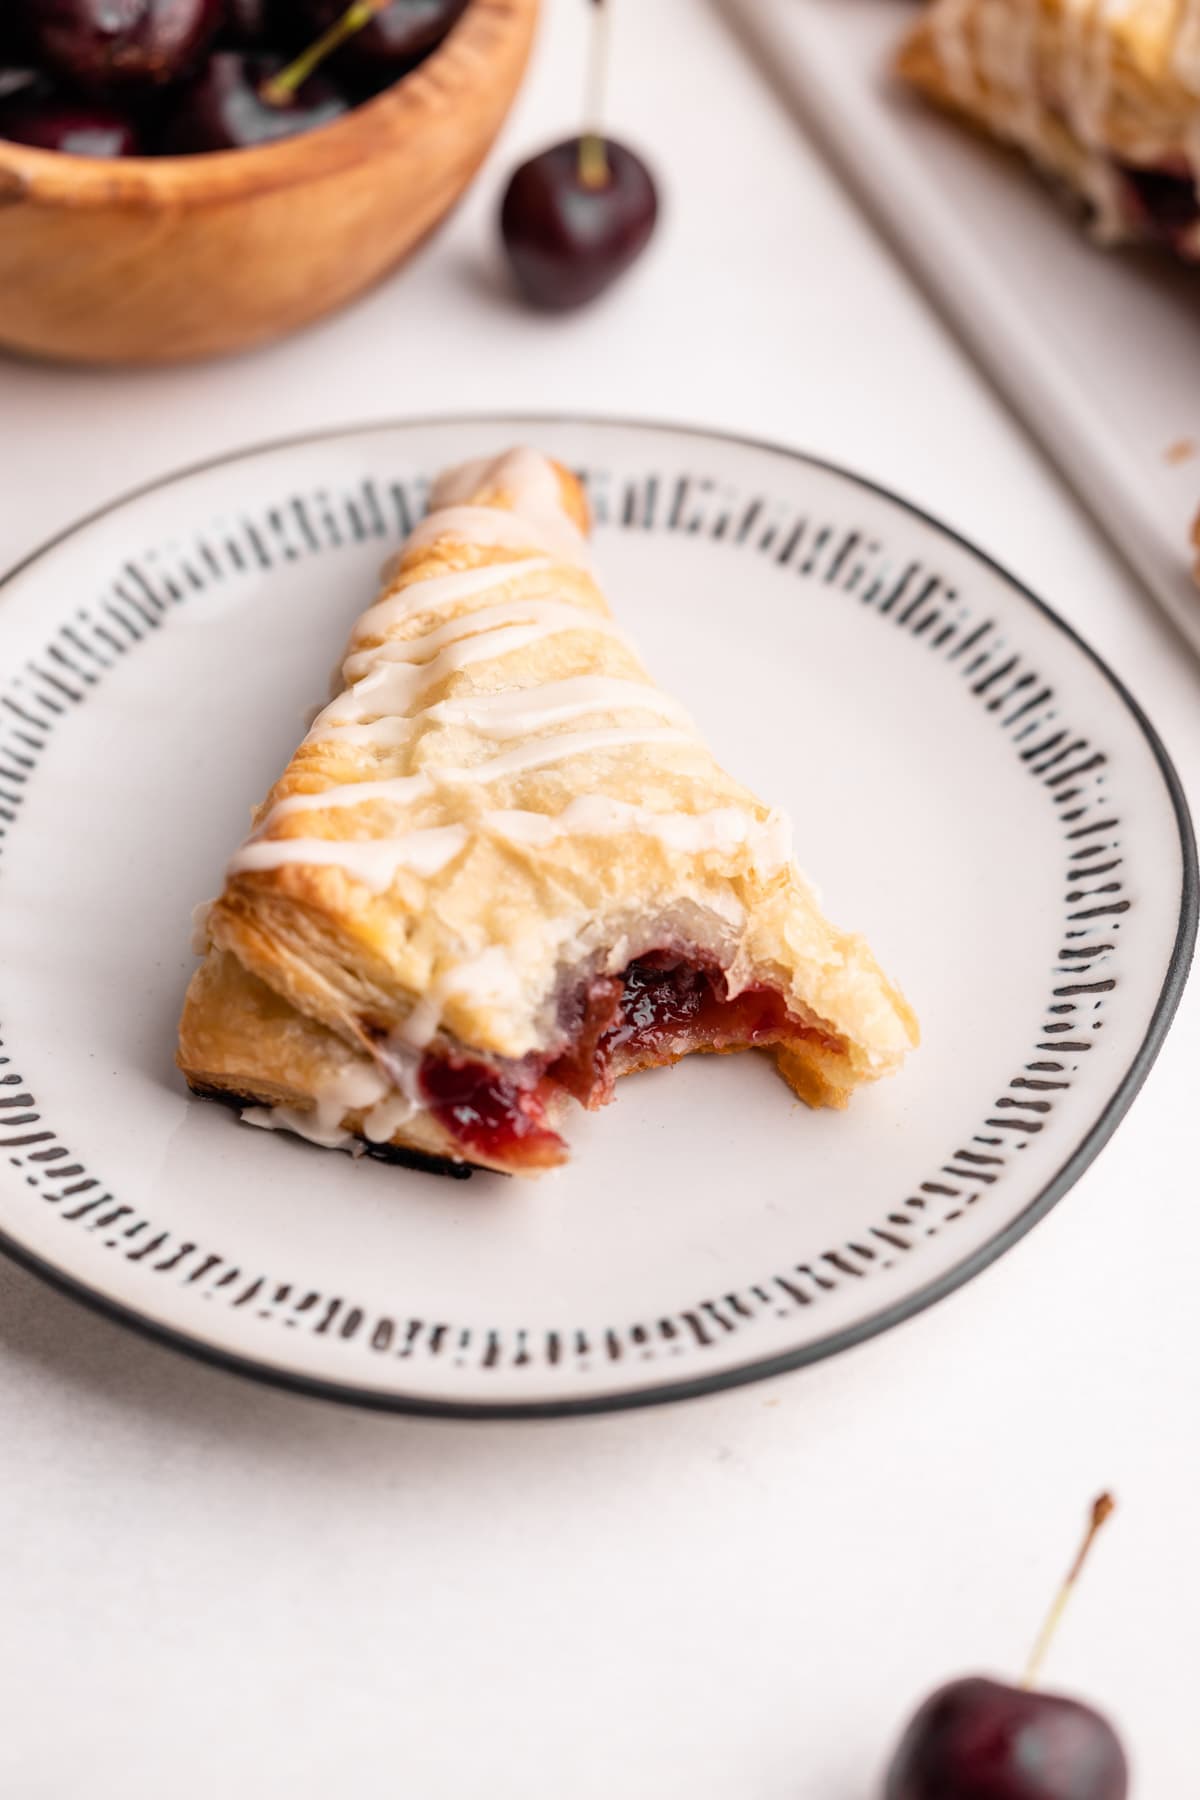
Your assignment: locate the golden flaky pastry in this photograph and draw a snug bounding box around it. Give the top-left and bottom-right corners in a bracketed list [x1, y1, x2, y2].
[178, 448, 917, 1176]
[897, 0, 1200, 259]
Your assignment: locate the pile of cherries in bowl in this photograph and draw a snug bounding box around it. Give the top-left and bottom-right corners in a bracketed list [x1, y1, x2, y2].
[0, 0, 468, 157]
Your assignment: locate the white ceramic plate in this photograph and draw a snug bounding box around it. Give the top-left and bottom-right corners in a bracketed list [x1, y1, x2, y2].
[730, 0, 1200, 656]
[0, 417, 1192, 1415]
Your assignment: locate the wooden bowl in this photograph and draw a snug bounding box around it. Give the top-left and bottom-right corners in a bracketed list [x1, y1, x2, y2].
[0, 0, 538, 366]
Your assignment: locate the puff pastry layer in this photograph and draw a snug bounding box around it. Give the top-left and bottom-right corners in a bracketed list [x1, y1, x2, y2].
[897, 0, 1200, 260]
[178, 447, 917, 1176]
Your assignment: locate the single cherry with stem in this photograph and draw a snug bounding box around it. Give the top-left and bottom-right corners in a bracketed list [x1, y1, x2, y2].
[884, 1494, 1129, 1799]
[500, 0, 658, 311]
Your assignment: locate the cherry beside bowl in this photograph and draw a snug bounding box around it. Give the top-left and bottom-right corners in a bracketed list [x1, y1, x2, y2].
[0, 0, 537, 365]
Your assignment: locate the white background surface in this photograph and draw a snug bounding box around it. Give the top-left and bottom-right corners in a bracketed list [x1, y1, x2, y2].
[0, 1, 1195, 1793]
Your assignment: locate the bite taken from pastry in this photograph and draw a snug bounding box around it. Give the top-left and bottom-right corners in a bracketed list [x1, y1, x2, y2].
[178, 446, 917, 1176]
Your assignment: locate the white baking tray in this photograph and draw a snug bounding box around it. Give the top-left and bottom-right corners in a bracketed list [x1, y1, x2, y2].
[729, 0, 1200, 654]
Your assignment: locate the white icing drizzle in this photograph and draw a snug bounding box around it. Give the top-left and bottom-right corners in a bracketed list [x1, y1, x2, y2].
[484, 797, 793, 874]
[392, 946, 530, 1052]
[242, 1066, 423, 1151]
[308, 715, 429, 751]
[241, 1061, 388, 1149]
[395, 991, 443, 1051]
[266, 772, 430, 822]
[400, 505, 591, 571]
[241, 1103, 354, 1150]
[439, 723, 698, 786]
[227, 448, 804, 1151]
[359, 1091, 420, 1143]
[234, 958, 527, 1145]
[370, 1035, 425, 1103]
[431, 446, 564, 515]
[255, 719, 699, 833]
[325, 599, 630, 728]
[428, 449, 593, 575]
[227, 825, 469, 890]
[230, 450, 789, 1004]
[259, 684, 698, 831]
[425, 675, 694, 739]
[352, 557, 552, 643]
[440, 945, 529, 1012]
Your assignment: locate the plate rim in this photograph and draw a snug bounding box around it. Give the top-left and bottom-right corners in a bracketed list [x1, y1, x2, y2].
[1, 410, 1194, 1420]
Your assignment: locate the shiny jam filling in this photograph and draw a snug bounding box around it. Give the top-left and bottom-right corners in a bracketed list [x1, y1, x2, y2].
[418, 1054, 565, 1172]
[417, 953, 831, 1170]
[607, 954, 797, 1060]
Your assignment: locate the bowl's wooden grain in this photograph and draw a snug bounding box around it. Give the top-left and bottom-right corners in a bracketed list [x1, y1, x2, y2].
[0, 0, 538, 365]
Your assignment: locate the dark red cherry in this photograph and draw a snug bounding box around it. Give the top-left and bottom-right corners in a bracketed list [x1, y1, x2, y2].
[220, 0, 280, 47]
[0, 95, 139, 154]
[0, 66, 45, 104]
[0, 11, 30, 59]
[500, 136, 658, 311]
[297, 0, 468, 74]
[28, 0, 224, 93]
[885, 1677, 1129, 1800]
[160, 50, 348, 152]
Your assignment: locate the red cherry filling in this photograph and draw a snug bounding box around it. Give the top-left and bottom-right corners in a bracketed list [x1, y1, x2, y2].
[418, 1054, 565, 1171]
[606, 953, 798, 1061]
[417, 953, 835, 1171]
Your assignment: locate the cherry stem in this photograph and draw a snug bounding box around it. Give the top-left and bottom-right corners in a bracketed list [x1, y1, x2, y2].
[579, 0, 610, 189]
[260, 0, 390, 106]
[1021, 1493, 1116, 1691]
